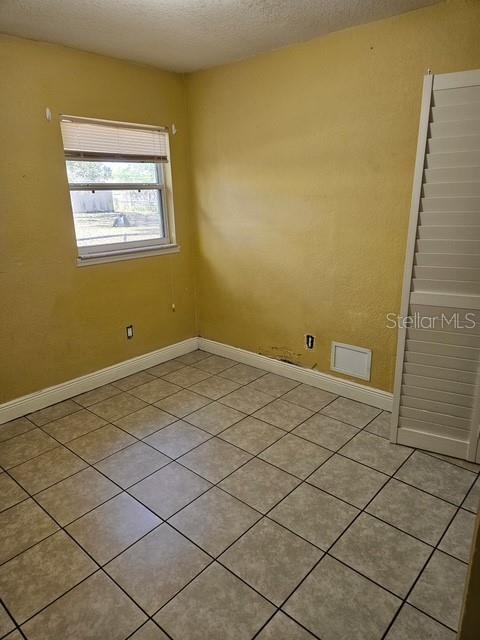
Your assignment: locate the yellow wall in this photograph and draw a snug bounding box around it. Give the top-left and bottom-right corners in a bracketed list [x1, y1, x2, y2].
[2, 1, 480, 403]
[0, 35, 196, 402]
[187, 0, 480, 392]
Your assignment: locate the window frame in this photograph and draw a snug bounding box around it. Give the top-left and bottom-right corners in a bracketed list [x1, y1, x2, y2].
[61, 116, 178, 265]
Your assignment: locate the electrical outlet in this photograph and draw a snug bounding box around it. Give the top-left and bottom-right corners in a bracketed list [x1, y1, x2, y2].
[305, 334, 315, 350]
[126, 325, 134, 340]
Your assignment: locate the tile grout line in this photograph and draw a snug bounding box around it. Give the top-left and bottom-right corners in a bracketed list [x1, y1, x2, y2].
[384, 448, 480, 635]
[1, 356, 475, 632]
[249, 414, 419, 639]
[124, 619, 176, 640]
[1, 374, 262, 571]
[1, 352, 478, 639]
[0, 364, 284, 632]
[6, 486, 172, 633]
[249, 411, 476, 634]
[3, 455, 477, 633]
[137, 405, 402, 638]
[93, 385, 348, 632]
[4, 360, 305, 460]
[378, 484, 474, 638]
[112, 359, 282, 636]
[0, 595, 28, 640]
[7, 455, 196, 639]
[154, 394, 346, 548]
[7, 384, 472, 520]
[421, 449, 480, 474]
[2, 423, 470, 629]
[336, 453, 477, 637]
[4, 369, 476, 489]
[4, 389, 479, 558]
[1, 458, 174, 629]
[4, 391, 378, 518]
[4, 375, 478, 574]
[4, 357, 480, 478]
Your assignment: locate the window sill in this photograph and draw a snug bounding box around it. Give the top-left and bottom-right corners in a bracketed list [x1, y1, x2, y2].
[76, 244, 180, 266]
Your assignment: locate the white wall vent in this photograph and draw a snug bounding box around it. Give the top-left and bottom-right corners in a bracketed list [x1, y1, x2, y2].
[330, 342, 372, 381]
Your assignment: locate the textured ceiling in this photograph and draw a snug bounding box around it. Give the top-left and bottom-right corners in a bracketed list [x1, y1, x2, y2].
[0, 0, 441, 72]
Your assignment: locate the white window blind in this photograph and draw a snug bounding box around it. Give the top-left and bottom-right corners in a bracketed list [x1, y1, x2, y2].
[60, 117, 169, 162]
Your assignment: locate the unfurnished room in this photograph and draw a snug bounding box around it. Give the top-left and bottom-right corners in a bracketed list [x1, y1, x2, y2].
[1, 1, 480, 639]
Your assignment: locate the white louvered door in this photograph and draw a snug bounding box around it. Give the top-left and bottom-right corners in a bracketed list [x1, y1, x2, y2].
[391, 69, 480, 462]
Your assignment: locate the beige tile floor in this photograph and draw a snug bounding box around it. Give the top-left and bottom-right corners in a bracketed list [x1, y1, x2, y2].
[0, 350, 478, 640]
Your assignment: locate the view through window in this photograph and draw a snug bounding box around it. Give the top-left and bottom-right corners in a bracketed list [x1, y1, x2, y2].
[61, 117, 172, 260]
[67, 161, 165, 247]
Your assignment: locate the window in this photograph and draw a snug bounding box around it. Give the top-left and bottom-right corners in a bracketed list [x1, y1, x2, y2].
[60, 116, 177, 263]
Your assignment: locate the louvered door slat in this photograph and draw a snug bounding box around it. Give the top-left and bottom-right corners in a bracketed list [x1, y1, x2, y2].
[412, 280, 480, 295]
[428, 135, 480, 153]
[404, 350, 479, 372]
[407, 329, 480, 348]
[421, 197, 480, 212]
[401, 384, 473, 408]
[415, 253, 480, 267]
[418, 226, 480, 240]
[419, 212, 480, 225]
[424, 167, 480, 183]
[403, 373, 474, 395]
[406, 338, 478, 360]
[392, 69, 480, 462]
[399, 405, 470, 430]
[431, 103, 480, 122]
[413, 265, 480, 281]
[423, 182, 480, 197]
[425, 150, 480, 168]
[404, 362, 477, 384]
[414, 265, 480, 281]
[430, 120, 480, 137]
[432, 85, 480, 105]
[417, 239, 480, 253]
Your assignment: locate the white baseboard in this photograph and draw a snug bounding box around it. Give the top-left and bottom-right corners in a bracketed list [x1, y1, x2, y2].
[0, 335, 393, 426]
[198, 338, 393, 411]
[0, 337, 199, 425]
